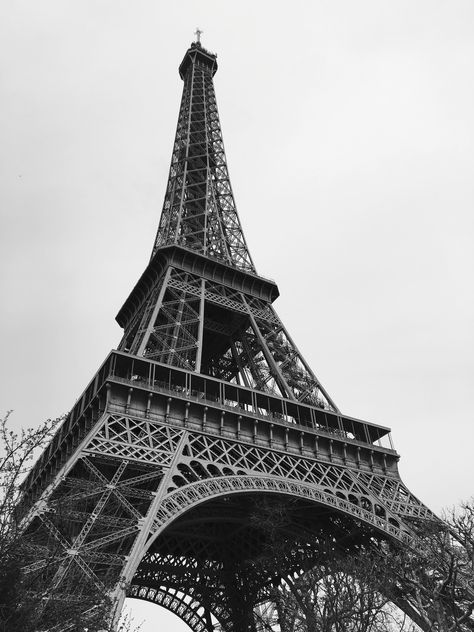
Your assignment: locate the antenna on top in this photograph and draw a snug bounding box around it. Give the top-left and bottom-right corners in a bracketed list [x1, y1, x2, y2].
[194, 27, 203, 43]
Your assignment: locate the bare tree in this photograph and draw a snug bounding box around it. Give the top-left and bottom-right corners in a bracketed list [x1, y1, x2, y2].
[247, 497, 416, 632]
[0, 410, 59, 631]
[383, 510, 474, 632]
[0, 411, 134, 632]
[0, 411, 58, 542]
[274, 553, 416, 632]
[249, 496, 474, 632]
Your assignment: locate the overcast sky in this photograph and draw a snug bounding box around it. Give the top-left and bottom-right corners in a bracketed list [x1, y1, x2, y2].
[1, 1, 474, 630]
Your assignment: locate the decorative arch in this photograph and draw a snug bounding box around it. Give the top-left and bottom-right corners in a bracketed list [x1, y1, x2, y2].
[145, 474, 414, 556]
[128, 584, 210, 632]
[128, 476, 435, 632]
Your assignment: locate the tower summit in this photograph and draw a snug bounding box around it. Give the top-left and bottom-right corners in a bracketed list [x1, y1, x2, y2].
[116, 39, 337, 412]
[152, 39, 251, 271]
[19, 41, 440, 632]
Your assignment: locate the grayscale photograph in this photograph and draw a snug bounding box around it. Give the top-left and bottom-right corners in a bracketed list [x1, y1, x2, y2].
[1, 2, 473, 631]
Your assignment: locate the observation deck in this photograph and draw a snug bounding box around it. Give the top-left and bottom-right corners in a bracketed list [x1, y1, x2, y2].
[22, 350, 398, 516]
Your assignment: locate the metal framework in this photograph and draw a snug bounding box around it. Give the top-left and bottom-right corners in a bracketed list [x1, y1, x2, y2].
[19, 40, 451, 632]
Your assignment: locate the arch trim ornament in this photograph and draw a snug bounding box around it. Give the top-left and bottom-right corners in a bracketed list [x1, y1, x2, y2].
[145, 474, 414, 553]
[129, 584, 211, 632]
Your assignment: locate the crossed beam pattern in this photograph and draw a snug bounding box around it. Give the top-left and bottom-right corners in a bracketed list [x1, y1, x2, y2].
[117, 41, 338, 411]
[18, 40, 457, 632]
[20, 391, 437, 631]
[118, 267, 338, 411]
[118, 37, 338, 410]
[151, 42, 254, 273]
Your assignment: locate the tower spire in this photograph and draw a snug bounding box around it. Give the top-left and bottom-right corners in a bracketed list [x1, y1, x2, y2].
[151, 40, 255, 273]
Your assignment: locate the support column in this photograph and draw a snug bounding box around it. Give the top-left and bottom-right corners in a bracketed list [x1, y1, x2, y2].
[110, 432, 189, 628]
[195, 279, 206, 372]
[136, 267, 172, 356]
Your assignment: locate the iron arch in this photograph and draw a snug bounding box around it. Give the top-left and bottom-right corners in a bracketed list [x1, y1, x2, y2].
[129, 478, 431, 632]
[145, 474, 413, 554]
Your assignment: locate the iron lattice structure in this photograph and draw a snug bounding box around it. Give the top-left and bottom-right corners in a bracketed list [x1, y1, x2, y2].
[19, 41, 446, 632]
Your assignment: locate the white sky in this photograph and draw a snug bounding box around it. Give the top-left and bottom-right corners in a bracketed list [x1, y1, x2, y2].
[1, 2, 474, 630]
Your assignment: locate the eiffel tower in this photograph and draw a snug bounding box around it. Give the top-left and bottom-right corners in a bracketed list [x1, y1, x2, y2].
[20, 39, 438, 632]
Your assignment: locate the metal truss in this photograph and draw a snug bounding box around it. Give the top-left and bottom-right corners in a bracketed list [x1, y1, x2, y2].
[165, 431, 432, 522]
[129, 584, 211, 632]
[82, 415, 425, 537]
[21, 450, 165, 623]
[151, 42, 255, 273]
[151, 476, 413, 544]
[86, 413, 185, 466]
[19, 40, 456, 632]
[21, 402, 438, 631]
[133, 40, 336, 408]
[118, 266, 337, 410]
